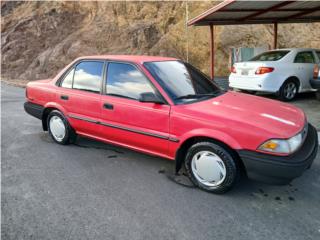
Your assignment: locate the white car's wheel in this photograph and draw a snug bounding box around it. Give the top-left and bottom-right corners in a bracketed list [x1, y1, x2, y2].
[279, 80, 298, 101]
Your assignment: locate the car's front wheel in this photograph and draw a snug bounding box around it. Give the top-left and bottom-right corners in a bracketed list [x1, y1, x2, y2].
[47, 110, 76, 145]
[279, 80, 298, 101]
[184, 142, 240, 194]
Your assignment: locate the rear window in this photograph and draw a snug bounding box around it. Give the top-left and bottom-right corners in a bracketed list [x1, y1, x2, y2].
[250, 51, 290, 61]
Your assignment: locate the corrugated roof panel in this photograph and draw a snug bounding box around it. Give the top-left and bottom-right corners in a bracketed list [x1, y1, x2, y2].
[188, 0, 320, 26]
[303, 11, 320, 18]
[224, 1, 278, 10]
[280, 1, 320, 10]
[205, 11, 253, 20]
[257, 11, 302, 19]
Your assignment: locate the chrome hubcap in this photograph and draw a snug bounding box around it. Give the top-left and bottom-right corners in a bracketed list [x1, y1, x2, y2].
[49, 116, 66, 142]
[284, 82, 297, 99]
[191, 151, 226, 187]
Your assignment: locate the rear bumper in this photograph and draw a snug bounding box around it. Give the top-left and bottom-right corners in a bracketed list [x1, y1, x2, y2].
[238, 123, 318, 185]
[24, 102, 44, 119]
[229, 74, 281, 93]
[310, 79, 320, 89]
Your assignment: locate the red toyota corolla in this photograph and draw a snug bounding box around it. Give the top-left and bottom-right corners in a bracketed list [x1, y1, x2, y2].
[24, 55, 318, 193]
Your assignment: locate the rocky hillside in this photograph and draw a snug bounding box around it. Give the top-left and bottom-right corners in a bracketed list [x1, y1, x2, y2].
[1, 1, 320, 81]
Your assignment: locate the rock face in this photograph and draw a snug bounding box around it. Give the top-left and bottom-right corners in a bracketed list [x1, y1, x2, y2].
[1, 1, 320, 81]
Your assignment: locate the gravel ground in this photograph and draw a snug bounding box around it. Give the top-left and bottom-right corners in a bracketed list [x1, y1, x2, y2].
[1, 83, 320, 240]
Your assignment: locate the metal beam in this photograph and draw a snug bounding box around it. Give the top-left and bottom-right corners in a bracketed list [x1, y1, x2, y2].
[273, 22, 278, 49]
[217, 8, 313, 12]
[188, 0, 235, 26]
[240, 1, 296, 21]
[209, 25, 215, 79]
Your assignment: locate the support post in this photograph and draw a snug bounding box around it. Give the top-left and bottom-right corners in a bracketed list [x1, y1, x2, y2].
[273, 22, 278, 49]
[209, 24, 214, 79]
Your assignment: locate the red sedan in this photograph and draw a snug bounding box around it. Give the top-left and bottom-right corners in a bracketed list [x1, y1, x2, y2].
[24, 55, 318, 193]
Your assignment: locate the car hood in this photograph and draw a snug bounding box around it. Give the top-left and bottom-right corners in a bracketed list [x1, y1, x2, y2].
[178, 91, 305, 138]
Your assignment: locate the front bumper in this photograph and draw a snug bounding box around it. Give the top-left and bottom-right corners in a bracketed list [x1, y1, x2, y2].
[310, 79, 320, 89]
[238, 123, 318, 185]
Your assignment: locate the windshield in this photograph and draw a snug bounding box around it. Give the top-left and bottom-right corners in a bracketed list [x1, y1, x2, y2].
[144, 61, 223, 104]
[250, 50, 290, 61]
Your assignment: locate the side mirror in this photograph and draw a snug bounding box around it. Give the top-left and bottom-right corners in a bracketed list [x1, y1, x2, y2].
[139, 92, 165, 104]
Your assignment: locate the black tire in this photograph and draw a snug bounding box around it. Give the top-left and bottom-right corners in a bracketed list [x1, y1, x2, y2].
[278, 79, 299, 101]
[316, 91, 320, 101]
[47, 110, 76, 145]
[184, 142, 240, 194]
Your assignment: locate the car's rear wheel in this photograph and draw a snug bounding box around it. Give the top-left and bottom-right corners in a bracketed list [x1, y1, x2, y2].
[47, 110, 75, 145]
[184, 142, 240, 194]
[316, 91, 320, 101]
[279, 80, 298, 101]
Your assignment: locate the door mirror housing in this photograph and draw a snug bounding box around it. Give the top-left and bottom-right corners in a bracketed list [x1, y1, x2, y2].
[139, 92, 165, 104]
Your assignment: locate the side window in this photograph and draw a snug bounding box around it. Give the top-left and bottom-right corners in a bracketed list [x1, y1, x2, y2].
[294, 52, 315, 64]
[61, 68, 74, 89]
[106, 62, 156, 100]
[73, 61, 104, 93]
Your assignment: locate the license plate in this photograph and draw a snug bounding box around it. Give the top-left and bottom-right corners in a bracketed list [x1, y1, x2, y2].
[241, 70, 248, 75]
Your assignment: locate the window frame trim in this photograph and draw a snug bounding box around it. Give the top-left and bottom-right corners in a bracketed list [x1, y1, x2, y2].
[104, 60, 168, 105]
[56, 59, 106, 94]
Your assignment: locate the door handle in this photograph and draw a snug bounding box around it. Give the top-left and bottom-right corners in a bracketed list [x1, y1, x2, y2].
[60, 95, 69, 100]
[103, 103, 114, 110]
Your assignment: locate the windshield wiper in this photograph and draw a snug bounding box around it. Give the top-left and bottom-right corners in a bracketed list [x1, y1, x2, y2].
[175, 93, 220, 100]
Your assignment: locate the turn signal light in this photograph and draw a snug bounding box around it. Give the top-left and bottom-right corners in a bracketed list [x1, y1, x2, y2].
[231, 66, 237, 73]
[255, 67, 274, 75]
[313, 65, 319, 79]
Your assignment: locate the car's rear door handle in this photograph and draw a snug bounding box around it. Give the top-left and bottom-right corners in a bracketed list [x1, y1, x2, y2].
[103, 103, 114, 110]
[60, 95, 69, 100]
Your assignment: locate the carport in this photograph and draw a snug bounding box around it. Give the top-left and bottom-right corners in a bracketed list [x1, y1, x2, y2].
[187, 0, 320, 79]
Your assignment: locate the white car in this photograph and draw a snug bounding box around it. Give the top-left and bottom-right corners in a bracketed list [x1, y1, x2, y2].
[229, 48, 320, 101]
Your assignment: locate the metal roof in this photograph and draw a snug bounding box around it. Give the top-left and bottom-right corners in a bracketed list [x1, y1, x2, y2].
[188, 0, 320, 26]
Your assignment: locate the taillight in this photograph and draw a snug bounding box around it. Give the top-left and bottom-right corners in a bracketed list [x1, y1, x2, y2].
[231, 65, 236, 73]
[313, 65, 319, 79]
[25, 87, 28, 99]
[255, 67, 274, 75]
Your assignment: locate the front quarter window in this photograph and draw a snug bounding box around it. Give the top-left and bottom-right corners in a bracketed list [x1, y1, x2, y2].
[61, 68, 74, 89]
[144, 61, 222, 104]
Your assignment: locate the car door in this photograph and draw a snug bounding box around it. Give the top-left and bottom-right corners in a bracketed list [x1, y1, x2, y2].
[293, 51, 316, 90]
[57, 60, 105, 136]
[100, 61, 170, 157]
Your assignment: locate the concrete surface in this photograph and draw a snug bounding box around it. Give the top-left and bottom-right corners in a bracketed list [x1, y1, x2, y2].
[1, 84, 320, 240]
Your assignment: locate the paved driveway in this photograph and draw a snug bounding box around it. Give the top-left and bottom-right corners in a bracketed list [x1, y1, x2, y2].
[1, 84, 320, 240]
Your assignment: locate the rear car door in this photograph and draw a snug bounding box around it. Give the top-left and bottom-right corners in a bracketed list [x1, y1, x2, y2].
[293, 51, 316, 90]
[57, 60, 105, 136]
[100, 62, 170, 157]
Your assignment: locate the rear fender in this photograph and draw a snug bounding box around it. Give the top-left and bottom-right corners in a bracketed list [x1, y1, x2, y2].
[42, 102, 68, 131]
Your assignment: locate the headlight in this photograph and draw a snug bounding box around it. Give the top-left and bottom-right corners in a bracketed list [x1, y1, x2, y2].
[258, 132, 303, 154]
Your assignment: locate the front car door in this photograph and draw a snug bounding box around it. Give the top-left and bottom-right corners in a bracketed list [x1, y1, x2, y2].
[100, 61, 170, 158]
[57, 60, 105, 136]
[293, 51, 317, 91]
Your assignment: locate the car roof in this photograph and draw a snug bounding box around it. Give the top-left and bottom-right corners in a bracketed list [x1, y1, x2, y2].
[269, 48, 320, 52]
[75, 55, 178, 64]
